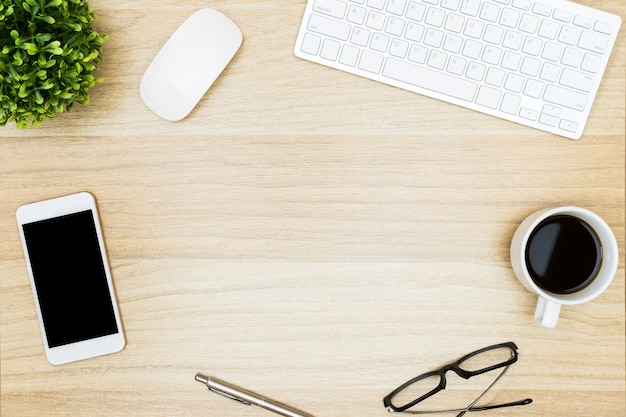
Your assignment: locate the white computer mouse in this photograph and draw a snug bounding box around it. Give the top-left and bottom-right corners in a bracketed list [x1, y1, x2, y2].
[140, 8, 242, 121]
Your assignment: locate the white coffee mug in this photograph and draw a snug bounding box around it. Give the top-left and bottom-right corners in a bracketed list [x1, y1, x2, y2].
[510, 206, 618, 328]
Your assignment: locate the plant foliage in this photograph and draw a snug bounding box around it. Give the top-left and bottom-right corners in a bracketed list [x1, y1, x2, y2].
[1, 0, 107, 128]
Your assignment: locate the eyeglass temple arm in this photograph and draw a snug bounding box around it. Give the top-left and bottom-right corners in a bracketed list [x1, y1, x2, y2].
[459, 398, 533, 415]
[456, 365, 532, 417]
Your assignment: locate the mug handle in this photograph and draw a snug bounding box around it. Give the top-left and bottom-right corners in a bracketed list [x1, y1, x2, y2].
[535, 297, 561, 328]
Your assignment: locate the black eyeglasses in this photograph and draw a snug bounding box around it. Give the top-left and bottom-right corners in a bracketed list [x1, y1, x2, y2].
[383, 342, 532, 416]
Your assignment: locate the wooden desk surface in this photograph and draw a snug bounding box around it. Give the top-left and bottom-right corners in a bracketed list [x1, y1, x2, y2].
[1, 1, 624, 416]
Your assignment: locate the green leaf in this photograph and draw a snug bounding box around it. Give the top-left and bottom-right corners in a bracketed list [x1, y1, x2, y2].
[25, 43, 39, 55]
[42, 59, 56, 68]
[39, 15, 56, 24]
[7, 66, 20, 81]
[34, 90, 44, 104]
[36, 33, 52, 42]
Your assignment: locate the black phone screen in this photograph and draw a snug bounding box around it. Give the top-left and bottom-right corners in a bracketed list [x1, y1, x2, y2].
[22, 210, 119, 348]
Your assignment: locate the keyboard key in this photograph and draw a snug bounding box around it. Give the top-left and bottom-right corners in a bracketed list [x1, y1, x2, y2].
[462, 39, 483, 59]
[321, 38, 341, 60]
[383, 58, 478, 101]
[339, 44, 360, 66]
[301, 33, 322, 55]
[542, 104, 561, 117]
[351, 27, 370, 46]
[427, 50, 448, 70]
[504, 72, 525, 92]
[500, 93, 521, 114]
[389, 38, 409, 58]
[561, 47, 582, 67]
[502, 30, 524, 50]
[539, 62, 560, 82]
[460, 0, 481, 17]
[512, 0, 531, 11]
[482, 45, 502, 65]
[366, 10, 386, 30]
[544, 84, 587, 111]
[443, 33, 464, 53]
[424, 27, 445, 48]
[578, 31, 608, 54]
[524, 79, 544, 98]
[558, 25, 580, 45]
[367, 0, 385, 9]
[441, 0, 461, 11]
[313, 0, 348, 19]
[405, 22, 425, 41]
[406, 2, 426, 21]
[485, 67, 506, 87]
[408, 44, 428, 63]
[500, 8, 520, 27]
[522, 36, 542, 56]
[371, 33, 390, 52]
[347, 5, 367, 24]
[308, 13, 351, 40]
[519, 107, 538, 120]
[447, 55, 467, 75]
[445, 13, 465, 32]
[519, 14, 540, 33]
[359, 50, 384, 73]
[539, 113, 558, 126]
[553, 9, 572, 23]
[573, 14, 593, 29]
[476, 85, 502, 109]
[520, 56, 540, 76]
[559, 119, 578, 133]
[581, 53, 601, 73]
[532, 3, 551, 17]
[560, 68, 594, 92]
[480, 3, 500, 22]
[425, 7, 446, 27]
[386, 16, 406, 36]
[542, 42, 562, 61]
[387, 0, 408, 15]
[466, 61, 486, 81]
[500, 51, 522, 71]
[538, 20, 559, 39]
[483, 25, 504, 44]
[594, 21, 613, 35]
[464, 19, 484, 38]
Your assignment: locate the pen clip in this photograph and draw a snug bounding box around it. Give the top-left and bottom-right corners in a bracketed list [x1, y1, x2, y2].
[208, 386, 252, 406]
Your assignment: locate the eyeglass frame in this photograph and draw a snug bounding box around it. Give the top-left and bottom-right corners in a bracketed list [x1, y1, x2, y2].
[383, 341, 532, 414]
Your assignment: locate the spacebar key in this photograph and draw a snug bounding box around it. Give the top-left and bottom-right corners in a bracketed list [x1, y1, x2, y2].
[382, 58, 477, 102]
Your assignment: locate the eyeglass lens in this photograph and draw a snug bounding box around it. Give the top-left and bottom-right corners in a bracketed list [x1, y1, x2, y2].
[457, 345, 515, 373]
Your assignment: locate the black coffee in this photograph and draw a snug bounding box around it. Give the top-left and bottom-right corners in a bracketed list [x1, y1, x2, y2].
[525, 215, 602, 294]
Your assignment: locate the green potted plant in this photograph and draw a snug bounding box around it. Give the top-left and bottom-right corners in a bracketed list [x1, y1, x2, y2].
[1, 0, 107, 128]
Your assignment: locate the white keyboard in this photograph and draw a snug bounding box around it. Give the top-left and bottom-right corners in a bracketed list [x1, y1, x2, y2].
[294, 0, 621, 139]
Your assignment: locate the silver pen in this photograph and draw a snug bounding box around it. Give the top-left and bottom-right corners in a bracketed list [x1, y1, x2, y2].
[195, 373, 315, 417]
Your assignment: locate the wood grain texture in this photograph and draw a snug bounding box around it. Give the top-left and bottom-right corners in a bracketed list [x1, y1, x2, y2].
[1, 1, 624, 416]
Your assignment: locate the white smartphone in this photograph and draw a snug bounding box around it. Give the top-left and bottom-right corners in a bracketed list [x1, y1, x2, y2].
[16, 192, 125, 365]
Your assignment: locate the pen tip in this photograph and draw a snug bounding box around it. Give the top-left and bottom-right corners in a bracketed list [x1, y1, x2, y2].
[195, 373, 209, 384]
